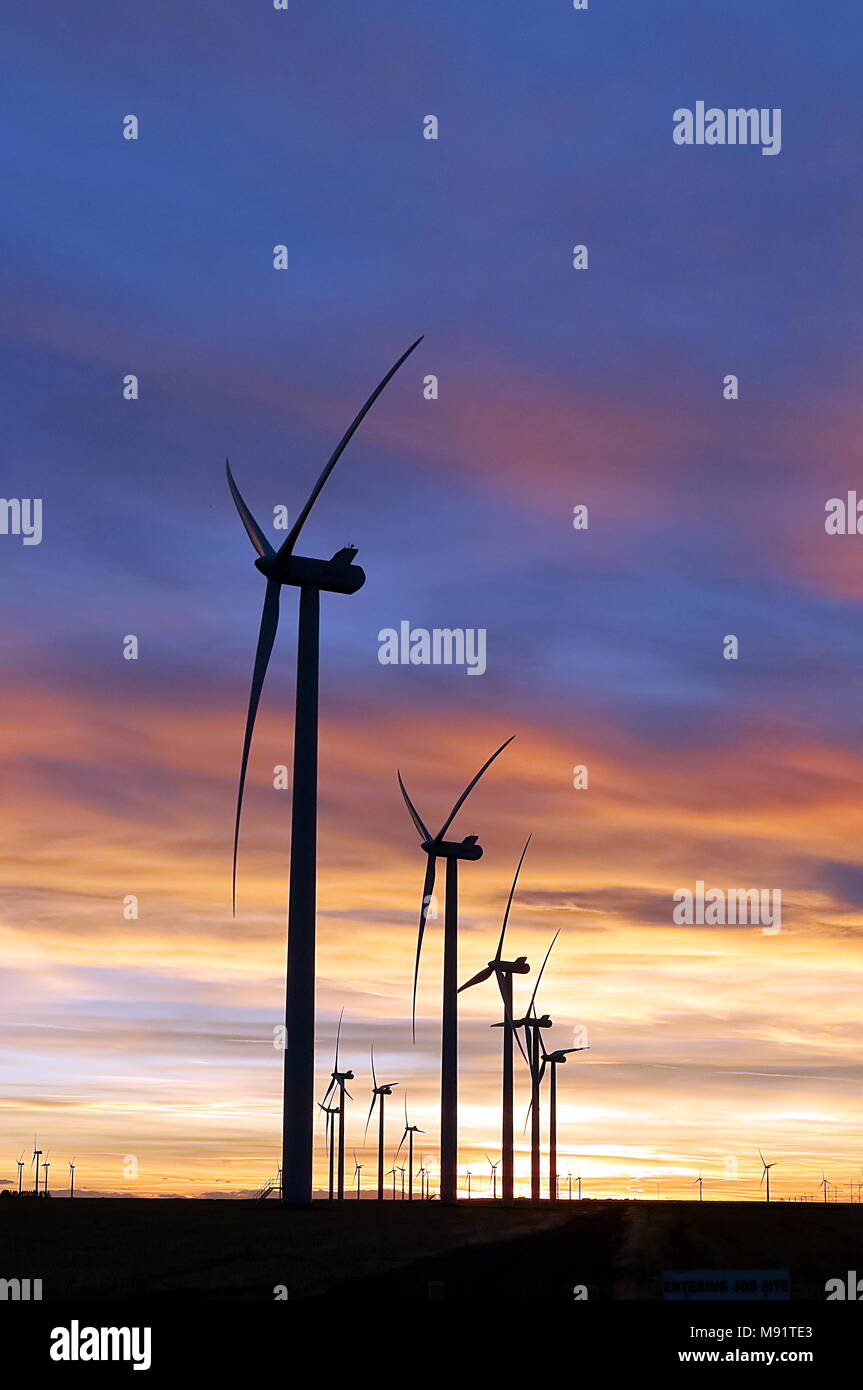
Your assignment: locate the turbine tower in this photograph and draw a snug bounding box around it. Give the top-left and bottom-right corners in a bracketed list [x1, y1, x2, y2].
[395, 1096, 424, 1201]
[69, 1159, 76, 1199]
[352, 1154, 363, 1200]
[31, 1140, 41, 1196]
[461, 837, 532, 1201]
[16, 1154, 24, 1195]
[320, 1011, 354, 1200]
[398, 737, 513, 1203]
[228, 338, 421, 1204]
[43, 1158, 50, 1196]
[821, 1172, 830, 1204]
[759, 1150, 775, 1203]
[364, 1047, 398, 1201]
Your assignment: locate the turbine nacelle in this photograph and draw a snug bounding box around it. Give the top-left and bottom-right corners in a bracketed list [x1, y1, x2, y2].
[254, 549, 366, 595]
[421, 834, 483, 862]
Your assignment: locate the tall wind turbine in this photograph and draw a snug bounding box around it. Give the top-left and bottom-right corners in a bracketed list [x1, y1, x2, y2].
[399, 737, 513, 1202]
[69, 1159, 76, 1199]
[16, 1154, 24, 1195]
[537, 1038, 588, 1200]
[759, 1150, 775, 1202]
[229, 338, 421, 1204]
[31, 1140, 41, 1196]
[321, 1012, 354, 1200]
[364, 1047, 398, 1201]
[517, 933, 559, 1200]
[43, 1158, 51, 1196]
[461, 837, 532, 1201]
[395, 1097, 424, 1201]
[386, 1165, 397, 1200]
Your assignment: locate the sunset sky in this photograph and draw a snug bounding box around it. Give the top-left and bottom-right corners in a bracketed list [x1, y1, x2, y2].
[2, 0, 863, 1200]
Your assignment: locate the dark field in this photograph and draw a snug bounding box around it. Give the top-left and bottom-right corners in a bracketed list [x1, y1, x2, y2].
[2, 1199, 861, 1300]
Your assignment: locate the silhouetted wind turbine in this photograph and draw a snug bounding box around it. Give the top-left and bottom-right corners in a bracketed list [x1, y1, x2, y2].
[759, 1150, 775, 1203]
[387, 1165, 397, 1200]
[69, 1159, 76, 1199]
[517, 932, 559, 1200]
[486, 1153, 500, 1200]
[364, 1047, 399, 1201]
[537, 1036, 588, 1200]
[399, 737, 513, 1203]
[395, 1096, 424, 1201]
[321, 1011, 354, 1200]
[353, 1154, 363, 1200]
[465, 1168, 472, 1199]
[317, 1101, 339, 1199]
[43, 1157, 51, 1196]
[31, 1140, 41, 1196]
[228, 338, 421, 1204]
[821, 1172, 831, 1203]
[693, 1171, 703, 1202]
[16, 1154, 24, 1195]
[462, 836, 532, 1201]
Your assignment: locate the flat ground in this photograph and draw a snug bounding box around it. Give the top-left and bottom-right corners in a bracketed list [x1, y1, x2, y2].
[2, 1198, 859, 1299]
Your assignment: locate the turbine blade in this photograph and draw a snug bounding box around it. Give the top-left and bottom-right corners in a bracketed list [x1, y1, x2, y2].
[334, 1007, 344, 1072]
[278, 338, 423, 558]
[231, 577, 281, 914]
[398, 772, 431, 842]
[395, 1130, 407, 1158]
[458, 964, 494, 993]
[226, 459, 274, 558]
[363, 1093, 377, 1140]
[411, 857, 436, 1042]
[527, 930, 560, 1018]
[434, 737, 514, 842]
[370, 1046, 377, 1093]
[495, 835, 531, 961]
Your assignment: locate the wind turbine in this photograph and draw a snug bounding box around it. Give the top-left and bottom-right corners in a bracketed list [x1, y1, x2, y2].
[486, 1154, 500, 1200]
[537, 1038, 588, 1200]
[693, 1171, 703, 1202]
[317, 1101, 339, 1199]
[321, 1011, 354, 1200]
[821, 1172, 831, 1204]
[461, 837, 532, 1201]
[69, 1159, 76, 1199]
[399, 737, 513, 1203]
[16, 1154, 24, 1195]
[386, 1165, 397, 1200]
[517, 933, 559, 1200]
[364, 1047, 399, 1201]
[228, 338, 421, 1204]
[566, 1171, 572, 1200]
[465, 1168, 472, 1199]
[395, 1096, 424, 1201]
[416, 1156, 427, 1200]
[31, 1140, 41, 1196]
[759, 1150, 775, 1203]
[353, 1154, 363, 1200]
[43, 1157, 51, 1196]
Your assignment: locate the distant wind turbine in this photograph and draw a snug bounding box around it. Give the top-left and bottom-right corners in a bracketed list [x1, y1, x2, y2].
[395, 1096, 424, 1201]
[69, 1159, 76, 1199]
[538, 1039, 588, 1200]
[461, 836, 532, 1201]
[821, 1172, 831, 1204]
[228, 338, 422, 1204]
[364, 1047, 399, 1201]
[693, 1171, 703, 1202]
[399, 737, 513, 1202]
[321, 1011, 354, 1200]
[386, 1166, 397, 1201]
[317, 1101, 339, 1199]
[485, 1154, 500, 1200]
[31, 1140, 42, 1196]
[353, 1154, 363, 1200]
[16, 1154, 24, 1195]
[43, 1157, 51, 1196]
[759, 1150, 775, 1203]
[517, 932, 560, 1200]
